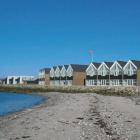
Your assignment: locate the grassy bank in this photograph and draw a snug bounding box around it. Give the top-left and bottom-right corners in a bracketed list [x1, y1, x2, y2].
[0, 85, 140, 96]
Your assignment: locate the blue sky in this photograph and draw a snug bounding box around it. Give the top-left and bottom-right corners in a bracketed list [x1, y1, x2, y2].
[0, 0, 140, 76]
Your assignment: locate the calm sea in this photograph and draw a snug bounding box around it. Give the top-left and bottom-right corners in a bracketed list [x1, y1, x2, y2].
[0, 92, 44, 116]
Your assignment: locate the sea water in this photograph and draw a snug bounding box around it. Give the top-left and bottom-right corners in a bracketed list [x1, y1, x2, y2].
[0, 92, 44, 116]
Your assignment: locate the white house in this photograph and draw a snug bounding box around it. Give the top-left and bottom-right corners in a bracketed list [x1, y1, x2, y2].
[66, 65, 73, 86]
[123, 60, 139, 86]
[60, 65, 69, 86]
[50, 66, 57, 86]
[54, 66, 63, 86]
[110, 61, 126, 86]
[86, 62, 101, 86]
[6, 76, 34, 85]
[97, 62, 113, 86]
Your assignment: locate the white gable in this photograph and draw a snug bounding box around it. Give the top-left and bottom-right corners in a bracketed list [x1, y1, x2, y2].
[123, 60, 137, 75]
[55, 67, 61, 77]
[110, 61, 122, 76]
[98, 62, 109, 70]
[86, 63, 97, 76]
[67, 65, 73, 77]
[110, 61, 122, 70]
[61, 66, 67, 77]
[123, 60, 137, 70]
[98, 62, 109, 76]
[50, 68, 55, 78]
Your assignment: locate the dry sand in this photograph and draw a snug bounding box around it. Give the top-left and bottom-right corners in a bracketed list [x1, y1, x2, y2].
[0, 92, 140, 140]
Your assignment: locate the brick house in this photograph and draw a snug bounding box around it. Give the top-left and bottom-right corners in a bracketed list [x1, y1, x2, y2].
[66, 64, 88, 86]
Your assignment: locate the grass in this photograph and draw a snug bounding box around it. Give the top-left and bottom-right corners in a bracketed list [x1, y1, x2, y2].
[0, 84, 140, 96]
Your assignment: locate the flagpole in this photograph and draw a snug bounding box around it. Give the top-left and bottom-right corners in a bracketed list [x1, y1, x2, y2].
[89, 50, 94, 62]
[91, 52, 93, 62]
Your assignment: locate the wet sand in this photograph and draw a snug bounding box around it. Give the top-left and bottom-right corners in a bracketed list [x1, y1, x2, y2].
[0, 92, 140, 140]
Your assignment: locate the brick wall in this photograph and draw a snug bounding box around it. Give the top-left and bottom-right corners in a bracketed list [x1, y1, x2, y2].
[72, 72, 86, 86]
[45, 73, 50, 85]
[137, 70, 140, 86]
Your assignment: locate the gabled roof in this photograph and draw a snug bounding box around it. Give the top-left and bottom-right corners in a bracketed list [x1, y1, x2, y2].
[92, 62, 101, 69]
[117, 61, 127, 67]
[131, 60, 140, 68]
[58, 66, 63, 70]
[64, 65, 69, 70]
[53, 66, 57, 70]
[70, 64, 88, 72]
[104, 62, 114, 68]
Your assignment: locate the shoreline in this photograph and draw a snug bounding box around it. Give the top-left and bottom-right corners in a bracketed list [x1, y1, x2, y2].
[0, 85, 140, 97]
[0, 92, 51, 119]
[0, 92, 140, 139]
[0, 92, 47, 118]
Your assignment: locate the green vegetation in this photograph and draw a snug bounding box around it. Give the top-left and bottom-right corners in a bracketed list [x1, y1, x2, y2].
[0, 85, 140, 96]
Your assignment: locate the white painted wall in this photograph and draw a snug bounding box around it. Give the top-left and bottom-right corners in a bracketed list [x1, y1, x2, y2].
[6, 76, 34, 85]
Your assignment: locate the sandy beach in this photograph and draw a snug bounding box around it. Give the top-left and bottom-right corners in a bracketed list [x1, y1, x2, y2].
[0, 92, 140, 140]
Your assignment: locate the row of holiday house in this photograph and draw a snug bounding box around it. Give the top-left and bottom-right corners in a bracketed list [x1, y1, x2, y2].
[39, 60, 140, 86]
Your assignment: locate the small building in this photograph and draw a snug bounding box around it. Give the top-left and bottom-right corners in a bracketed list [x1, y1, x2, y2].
[66, 64, 88, 86]
[24, 78, 39, 85]
[6, 76, 34, 85]
[38, 68, 50, 86]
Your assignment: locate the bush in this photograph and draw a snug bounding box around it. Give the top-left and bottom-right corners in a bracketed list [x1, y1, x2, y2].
[0, 85, 139, 96]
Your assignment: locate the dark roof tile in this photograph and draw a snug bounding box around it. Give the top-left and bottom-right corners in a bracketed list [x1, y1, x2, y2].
[92, 62, 101, 68]
[58, 66, 63, 70]
[117, 61, 127, 67]
[64, 65, 69, 69]
[70, 64, 88, 72]
[104, 62, 114, 68]
[131, 60, 140, 68]
[53, 66, 57, 70]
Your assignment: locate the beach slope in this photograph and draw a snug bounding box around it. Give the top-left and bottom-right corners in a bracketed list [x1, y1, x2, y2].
[0, 92, 140, 140]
